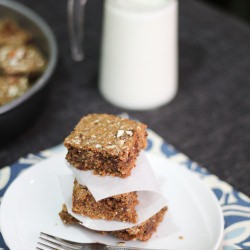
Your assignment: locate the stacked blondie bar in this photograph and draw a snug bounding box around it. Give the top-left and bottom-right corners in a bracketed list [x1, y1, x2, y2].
[60, 113, 167, 241]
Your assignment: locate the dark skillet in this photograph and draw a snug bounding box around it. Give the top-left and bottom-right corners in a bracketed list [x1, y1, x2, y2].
[0, 0, 57, 144]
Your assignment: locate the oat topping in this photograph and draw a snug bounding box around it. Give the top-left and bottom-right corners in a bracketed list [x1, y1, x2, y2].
[72, 137, 81, 144]
[8, 85, 19, 97]
[125, 130, 133, 136]
[117, 129, 124, 138]
[106, 145, 116, 149]
[117, 139, 125, 146]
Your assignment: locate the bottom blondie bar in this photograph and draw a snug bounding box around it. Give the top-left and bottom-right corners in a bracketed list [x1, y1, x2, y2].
[59, 205, 167, 241]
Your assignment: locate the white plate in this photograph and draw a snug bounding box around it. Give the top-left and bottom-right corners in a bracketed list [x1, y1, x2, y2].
[1, 152, 224, 250]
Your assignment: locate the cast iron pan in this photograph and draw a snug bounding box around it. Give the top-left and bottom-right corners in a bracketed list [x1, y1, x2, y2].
[0, 0, 58, 144]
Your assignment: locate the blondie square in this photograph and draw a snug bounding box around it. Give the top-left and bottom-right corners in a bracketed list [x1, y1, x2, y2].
[0, 18, 31, 45]
[64, 114, 147, 177]
[0, 76, 28, 105]
[72, 179, 138, 223]
[0, 45, 46, 75]
[59, 205, 167, 241]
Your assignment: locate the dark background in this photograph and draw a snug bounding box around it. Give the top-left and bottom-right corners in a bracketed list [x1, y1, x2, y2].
[201, 0, 250, 24]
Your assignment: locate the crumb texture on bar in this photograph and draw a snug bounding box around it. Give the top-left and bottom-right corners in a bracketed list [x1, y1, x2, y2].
[72, 179, 138, 223]
[64, 114, 148, 177]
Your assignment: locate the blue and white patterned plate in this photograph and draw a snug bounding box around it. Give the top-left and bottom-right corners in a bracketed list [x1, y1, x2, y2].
[0, 128, 249, 249]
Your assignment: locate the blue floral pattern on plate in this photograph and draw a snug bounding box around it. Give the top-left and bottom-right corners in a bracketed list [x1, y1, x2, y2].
[0, 130, 249, 250]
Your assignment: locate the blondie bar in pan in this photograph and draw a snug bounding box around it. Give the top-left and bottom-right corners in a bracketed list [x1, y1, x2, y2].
[0, 45, 46, 75]
[0, 18, 31, 45]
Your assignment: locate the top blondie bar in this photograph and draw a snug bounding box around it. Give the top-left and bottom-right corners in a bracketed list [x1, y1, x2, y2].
[64, 114, 148, 177]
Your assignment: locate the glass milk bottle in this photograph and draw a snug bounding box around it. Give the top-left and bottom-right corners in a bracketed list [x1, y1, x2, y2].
[99, 0, 178, 110]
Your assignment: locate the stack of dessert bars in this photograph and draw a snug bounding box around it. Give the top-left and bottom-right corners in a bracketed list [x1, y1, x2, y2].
[60, 114, 167, 241]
